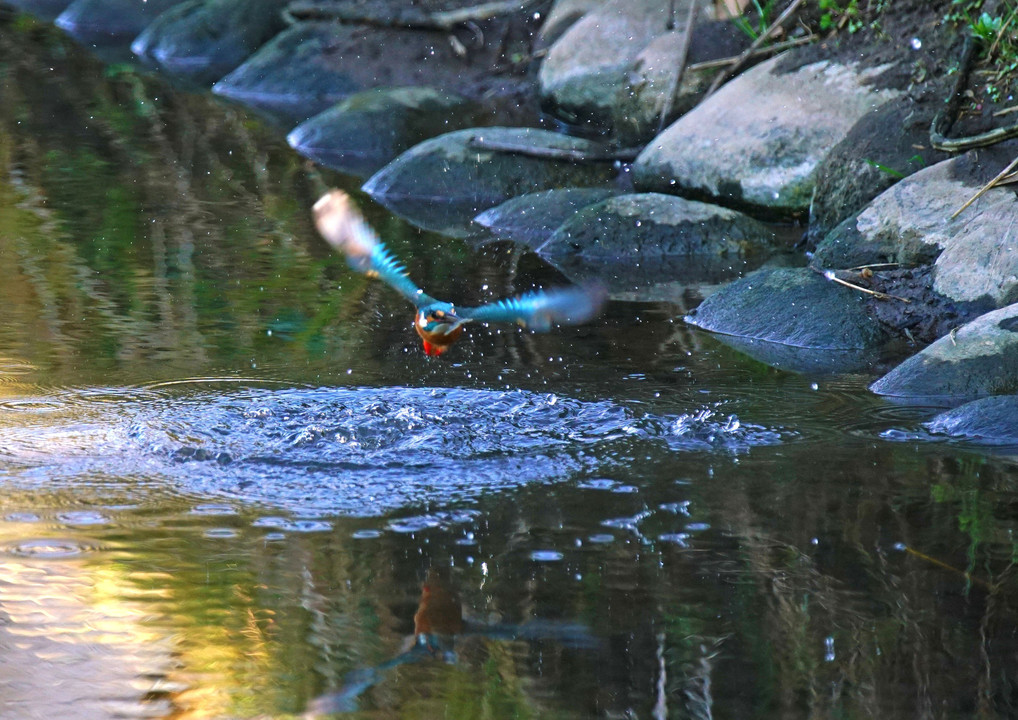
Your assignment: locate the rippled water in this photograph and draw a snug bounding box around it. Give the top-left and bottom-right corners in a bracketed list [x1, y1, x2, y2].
[3, 17, 1018, 720]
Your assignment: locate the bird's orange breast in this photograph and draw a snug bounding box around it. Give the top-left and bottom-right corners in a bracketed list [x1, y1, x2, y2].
[415, 323, 463, 356]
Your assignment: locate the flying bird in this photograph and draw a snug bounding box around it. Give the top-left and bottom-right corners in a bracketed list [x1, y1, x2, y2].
[313, 190, 605, 357]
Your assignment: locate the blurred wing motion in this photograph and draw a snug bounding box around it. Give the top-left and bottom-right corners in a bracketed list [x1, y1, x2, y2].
[461, 285, 607, 332]
[313, 189, 437, 308]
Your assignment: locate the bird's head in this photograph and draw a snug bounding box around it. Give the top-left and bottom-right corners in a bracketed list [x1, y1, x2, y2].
[414, 304, 466, 357]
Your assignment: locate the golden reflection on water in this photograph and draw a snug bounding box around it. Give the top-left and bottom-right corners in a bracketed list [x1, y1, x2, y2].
[0, 525, 175, 719]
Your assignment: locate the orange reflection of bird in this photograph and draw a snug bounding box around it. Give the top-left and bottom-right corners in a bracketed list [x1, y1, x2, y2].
[414, 568, 464, 643]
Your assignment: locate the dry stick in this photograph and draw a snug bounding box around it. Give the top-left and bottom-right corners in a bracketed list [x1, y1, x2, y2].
[686, 35, 814, 72]
[466, 137, 641, 162]
[284, 0, 543, 31]
[656, 1, 699, 136]
[904, 546, 993, 592]
[951, 153, 1018, 219]
[705, 0, 805, 97]
[810, 266, 911, 303]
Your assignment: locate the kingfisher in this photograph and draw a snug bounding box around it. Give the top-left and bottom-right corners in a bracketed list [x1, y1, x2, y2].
[313, 190, 606, 357]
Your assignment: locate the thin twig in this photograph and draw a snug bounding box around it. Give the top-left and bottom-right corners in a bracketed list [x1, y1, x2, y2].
[466, 137, 641, 162]
[904, 546, 992, 591]
[951, 153, 1018, 219]
[656, 1, 698, 136]
[685, 35, 814, 72]
[811, 266, 910, 302]
[846, 262, 902, 271]
[705, 0, 805, 97]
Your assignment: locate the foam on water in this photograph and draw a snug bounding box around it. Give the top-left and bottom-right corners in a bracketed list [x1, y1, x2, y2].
[0, 382, 785, 515]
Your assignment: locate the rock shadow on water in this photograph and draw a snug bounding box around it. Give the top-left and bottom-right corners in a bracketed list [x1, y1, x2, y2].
[0, 384, 788, 516]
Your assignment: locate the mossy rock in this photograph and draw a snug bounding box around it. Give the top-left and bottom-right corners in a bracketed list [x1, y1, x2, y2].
[871, 303, 1018, 400]
[925, 395, 1018, 446]
[362, 127, 617, 235]
[686, 267, 887, 351]
[632, 51, 902, 217]
[474, 187, 620, 247]
[538, 192, 773, 258]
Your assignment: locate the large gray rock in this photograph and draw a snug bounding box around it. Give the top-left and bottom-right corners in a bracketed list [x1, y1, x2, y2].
[685, 267, 888, 372]
[871, 303, 1018, 400]
[55, 0, 186, 40]
[287, 87, 479, 178]
[806, 99, 947, 248]
[362, 127, 617, 236]
[535, 0, 608, 50]
[814, 141, 1018, 308]
[538, 0, 703, 131]
[633, 50, 902, 216]
[925, 395, 1018, 446]
[611, 20, 748, 146]
[537, 192, 773, 258]
[474, 188, 620, 247]
[130, 0, 288, 85]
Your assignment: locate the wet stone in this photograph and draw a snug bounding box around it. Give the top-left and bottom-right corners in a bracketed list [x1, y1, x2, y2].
[537, 192, 774, 259]
[287, 87, 480, 178]
[55, 0, 187, 41]
[534, 0, 607, 51]
[870, 303, 1018, 401]
[610, 20, 749, 146]
[925, 395, 1018, 446]
[685, 267, 888, 367]
[633, 49, 902, 217]
[806, 98, 947, 248]
[474, 187, 621, 247]
[131, 0, 289, 85]
[813, 140, 1018, 308]
[538, 0, 693, 132]
[362, 126, 617, 236]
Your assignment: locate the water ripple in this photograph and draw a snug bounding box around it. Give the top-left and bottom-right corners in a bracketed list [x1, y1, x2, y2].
[0, 383, 787, 515]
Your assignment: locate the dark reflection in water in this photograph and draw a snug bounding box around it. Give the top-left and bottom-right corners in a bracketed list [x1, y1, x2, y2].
[3, 14, 1018, 720]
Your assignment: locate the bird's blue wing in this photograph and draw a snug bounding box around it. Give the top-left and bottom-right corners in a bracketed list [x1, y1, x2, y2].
[313, 190, 437, 308]
[461, 286, 606, 331]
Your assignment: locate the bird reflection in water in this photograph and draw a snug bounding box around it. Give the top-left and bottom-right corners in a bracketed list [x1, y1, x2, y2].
[305, 567, 598, 716]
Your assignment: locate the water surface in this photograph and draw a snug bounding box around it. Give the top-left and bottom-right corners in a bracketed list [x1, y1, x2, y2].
[2, 16, 1018, 720]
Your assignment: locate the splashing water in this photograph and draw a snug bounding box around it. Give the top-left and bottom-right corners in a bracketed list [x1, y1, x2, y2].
[0, 383, 785, 515]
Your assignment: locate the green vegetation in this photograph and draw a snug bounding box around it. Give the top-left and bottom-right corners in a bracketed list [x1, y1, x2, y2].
[948, 0, 1018, 102]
